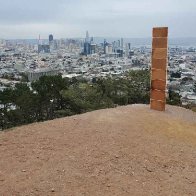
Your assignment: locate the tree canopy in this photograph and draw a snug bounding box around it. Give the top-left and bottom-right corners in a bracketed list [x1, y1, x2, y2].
[0, 70, 181, 131]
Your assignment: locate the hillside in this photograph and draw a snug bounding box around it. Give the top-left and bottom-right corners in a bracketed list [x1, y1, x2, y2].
[0, 105, 196, 196]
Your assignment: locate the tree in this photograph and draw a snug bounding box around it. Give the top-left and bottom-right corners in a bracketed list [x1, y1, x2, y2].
[170, 71, 181, 78]
[13, 83, 39, 123]
[20, 73, 29, 82]
[167, 89, 181, 106]
[126, 70, 150, 104]
[31, 75, 69, 119]
[61, 82, 113, 114]
[0, 88, 14, 110]
[1, 70, 183, 131]
[0, 88, 16, 129]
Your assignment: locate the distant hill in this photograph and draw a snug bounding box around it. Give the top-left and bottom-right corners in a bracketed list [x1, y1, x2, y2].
[0, 104, 196, 195]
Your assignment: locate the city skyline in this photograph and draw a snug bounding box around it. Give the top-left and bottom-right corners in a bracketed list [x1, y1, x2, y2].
[0, 0, 196, 39]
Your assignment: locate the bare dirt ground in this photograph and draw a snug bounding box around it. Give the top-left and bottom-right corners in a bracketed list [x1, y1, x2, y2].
[0, 105, 196, 196]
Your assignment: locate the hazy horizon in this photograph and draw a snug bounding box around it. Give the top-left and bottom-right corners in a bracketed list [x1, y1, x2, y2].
[2, 36, 196, 40]
[2, 36, 196, 41]
[3, 37, 196, 47]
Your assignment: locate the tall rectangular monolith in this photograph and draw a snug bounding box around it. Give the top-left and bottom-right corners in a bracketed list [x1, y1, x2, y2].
[150, 27, 168, 111]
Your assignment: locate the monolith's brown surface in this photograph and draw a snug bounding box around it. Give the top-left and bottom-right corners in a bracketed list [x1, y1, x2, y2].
[0, 105, 196, 196]
[151, 27, 168, 111]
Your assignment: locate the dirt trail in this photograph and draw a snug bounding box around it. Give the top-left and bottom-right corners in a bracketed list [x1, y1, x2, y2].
[0, 105, 196, 196]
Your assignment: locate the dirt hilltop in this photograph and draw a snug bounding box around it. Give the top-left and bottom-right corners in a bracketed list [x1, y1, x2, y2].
[0, 104, 196, 196]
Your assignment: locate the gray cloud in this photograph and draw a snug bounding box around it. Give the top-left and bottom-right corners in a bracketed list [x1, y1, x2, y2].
[0, 0, 65, 24]
[0, 0, 195, 38]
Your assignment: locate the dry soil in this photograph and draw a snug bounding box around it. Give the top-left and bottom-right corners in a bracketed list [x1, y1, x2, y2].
[0, 105, 196, 196]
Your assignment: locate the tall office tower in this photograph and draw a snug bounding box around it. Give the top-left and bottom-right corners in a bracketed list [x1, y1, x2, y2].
[116, 49, 124, 57]
[108, 44, 113, 54]
[103, 39, 108, 54]
[38, 34, 42, 45]
[49, 34, 54, 42]
[85, 31, 89, 42]
[125, 43, 129, 57]
[118, 40, 120, 48]
[84, 31, 90, 55]
[121, 38, 124, 49]
[83, 31, 97, 55]
[105, 45, 109, 54]
[112, 41, 116, 52]
[128, 43, 131, 50]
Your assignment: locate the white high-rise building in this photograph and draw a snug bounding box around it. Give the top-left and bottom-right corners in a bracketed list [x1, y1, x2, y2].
[125, 43, 129, 57]
[108, 44, 113, 54]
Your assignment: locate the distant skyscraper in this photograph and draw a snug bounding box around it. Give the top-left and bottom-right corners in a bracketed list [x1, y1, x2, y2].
[85, 31, 89, 43]
[104, 39, 107, 54]
[125, 43, 129, 57]
[117, 40, 120, 48]
[38, 34, 43, 45]
[121, 38, 124, 49]
[84, 31, 92, 55]
[83, 31, 97, 55]
[117, 49, 124, 57]
[107, 44, 113, 54]
[49, 34, 54, 42]
[128, 43, 131, 50]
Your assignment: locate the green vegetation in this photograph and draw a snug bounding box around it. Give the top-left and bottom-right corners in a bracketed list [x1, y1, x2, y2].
[170, 71, 181, 79]
[0, 70, 182, 131]
[167, 89, 182, 106]
[185, 104, 196, 112]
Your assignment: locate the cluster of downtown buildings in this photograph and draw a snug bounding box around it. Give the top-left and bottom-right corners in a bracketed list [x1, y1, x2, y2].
[0, 32, 196, 105]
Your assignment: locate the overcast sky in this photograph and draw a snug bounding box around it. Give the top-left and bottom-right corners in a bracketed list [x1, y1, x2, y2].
[0, 0, 195, 39]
